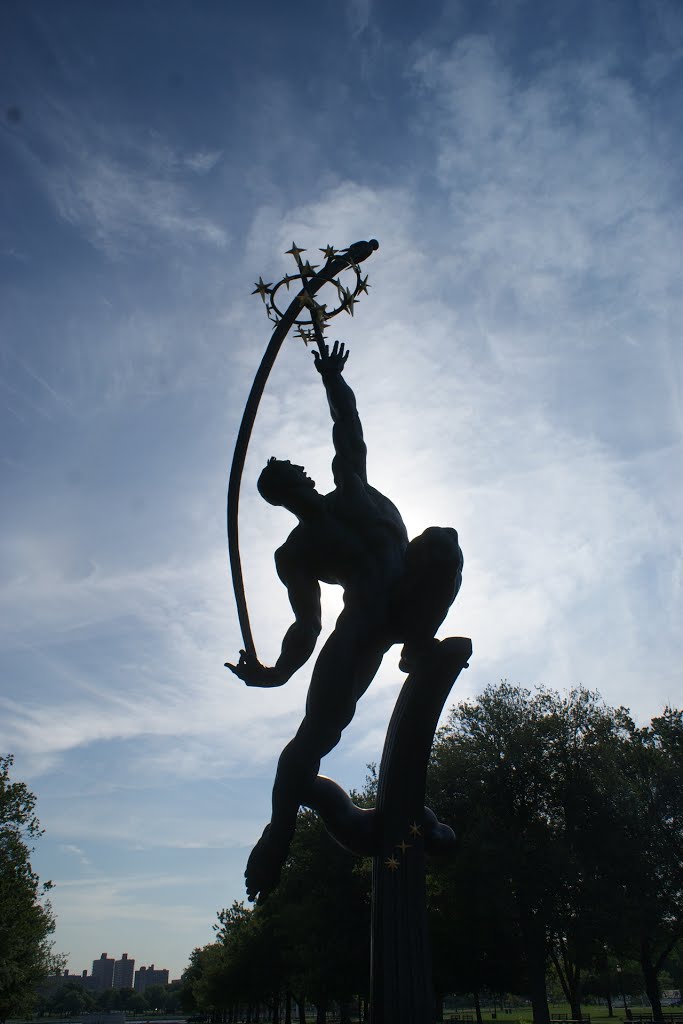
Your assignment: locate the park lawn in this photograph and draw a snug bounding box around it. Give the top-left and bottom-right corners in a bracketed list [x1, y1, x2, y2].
[454, 1005, 656, 1024]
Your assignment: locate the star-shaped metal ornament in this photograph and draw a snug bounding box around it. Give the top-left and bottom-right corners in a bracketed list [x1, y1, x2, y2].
[254, 237, 374, 331]
[397, 839, 411, 854]
[385, 855, 400, 871]
[339, 286, 357, 316]
[408, 822, 422, 838]
[251, 277, 273, 302]
[296, 326, 316, 346]
[342, 251, 361, 273]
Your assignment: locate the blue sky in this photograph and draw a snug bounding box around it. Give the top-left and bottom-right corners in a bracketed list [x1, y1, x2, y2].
[2, 0, 682, 982]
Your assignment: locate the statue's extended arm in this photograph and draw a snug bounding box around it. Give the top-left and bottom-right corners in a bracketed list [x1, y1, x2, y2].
[226, 547, 321, 687]
[314, 340, 367, 485]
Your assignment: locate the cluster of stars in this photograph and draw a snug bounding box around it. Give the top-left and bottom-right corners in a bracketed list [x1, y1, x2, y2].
[384, 821, 423, 872]
[250, 241, 371, 344]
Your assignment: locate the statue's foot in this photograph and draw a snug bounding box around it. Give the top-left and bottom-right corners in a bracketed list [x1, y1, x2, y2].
[398, 638, 440, 673]
[245, 824, 288, 903]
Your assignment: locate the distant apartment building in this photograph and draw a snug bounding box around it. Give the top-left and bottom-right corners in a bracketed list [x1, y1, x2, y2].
[39, 969, 89, 995]
[113, 953, 135, 989]
[134, 965, 169, 992]
[91, 953, 115, 990]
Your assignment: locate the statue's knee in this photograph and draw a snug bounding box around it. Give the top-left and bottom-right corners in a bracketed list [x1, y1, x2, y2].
[408, 526, 462, 570]
[403, 527, 463, 597]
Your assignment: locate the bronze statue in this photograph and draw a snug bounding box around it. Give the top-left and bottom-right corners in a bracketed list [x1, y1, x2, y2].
[227, 339, 463, 902]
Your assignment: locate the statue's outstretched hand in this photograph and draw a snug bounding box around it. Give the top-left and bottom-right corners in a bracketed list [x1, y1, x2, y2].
[225, 650, 284, 688]
[314, 339, 349, 375]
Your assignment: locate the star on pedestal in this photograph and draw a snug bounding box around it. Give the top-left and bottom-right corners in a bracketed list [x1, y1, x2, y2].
[251, 277, 273, 302]
[385, 855, 400, 871]
[408, 822, 422, 838]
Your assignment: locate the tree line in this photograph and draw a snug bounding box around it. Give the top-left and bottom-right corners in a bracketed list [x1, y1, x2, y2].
[2, 685, 682, 1023]
[181, 686, 683, 1024]
[33, 980, 184, 1017]
[0, 754, 62, 1023]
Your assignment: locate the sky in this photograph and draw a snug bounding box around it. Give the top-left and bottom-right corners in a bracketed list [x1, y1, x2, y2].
[1, 0, 682, 983]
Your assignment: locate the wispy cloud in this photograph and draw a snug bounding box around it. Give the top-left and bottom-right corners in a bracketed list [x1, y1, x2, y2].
[3, 0, 682, 981]
[59, 844, 92, 867]
[9, 93, 228, 259]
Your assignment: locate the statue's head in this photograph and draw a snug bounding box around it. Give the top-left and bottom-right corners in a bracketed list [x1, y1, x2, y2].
[257, 457, 317, 509]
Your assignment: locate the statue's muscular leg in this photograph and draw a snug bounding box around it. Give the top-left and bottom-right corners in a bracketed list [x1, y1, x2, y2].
[246, 617, 387, 902]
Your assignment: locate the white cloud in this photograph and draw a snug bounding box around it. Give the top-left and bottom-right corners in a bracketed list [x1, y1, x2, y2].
[3, 4, 683, 979]
[48, 151, 228, 257]
[59, 844, 91, 867]
[11, 96, 228, 258]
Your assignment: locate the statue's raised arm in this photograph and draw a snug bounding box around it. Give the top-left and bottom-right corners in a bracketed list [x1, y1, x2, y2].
[314, 340, 368, 487]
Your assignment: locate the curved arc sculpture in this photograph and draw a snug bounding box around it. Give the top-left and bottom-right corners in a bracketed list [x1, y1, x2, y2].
[227, 242, 379, 661]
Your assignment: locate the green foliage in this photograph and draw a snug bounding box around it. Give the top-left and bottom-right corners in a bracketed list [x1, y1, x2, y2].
[268, 808, 371, 1009]
[604, 707, 683, 1015]
[183, 802, 373, 1017]
[36, 979, 183, 1017]
[183, 692, 683, 1021]
[428, 685, 637, 1022]
[48, 981, 95, 1016]
[0, 754, 63, 1022]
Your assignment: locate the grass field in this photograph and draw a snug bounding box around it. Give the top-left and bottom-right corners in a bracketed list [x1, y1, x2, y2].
[10, 1004, 680, 1024]
[443, 1006, 676, 1024]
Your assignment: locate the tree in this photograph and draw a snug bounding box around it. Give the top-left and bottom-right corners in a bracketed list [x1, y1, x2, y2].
[143, 983, 169, 1012]
[50, 982, 95, 1017]
[428, 848, 526, 1022]
[0, 754, 63, 1022]
[268, 808, 371, 1022]
[428, 684, 632, 1024]
[541, 690, 633, 1022]
[606, 708, 683, 1020]
[215, 899, 283, 1019]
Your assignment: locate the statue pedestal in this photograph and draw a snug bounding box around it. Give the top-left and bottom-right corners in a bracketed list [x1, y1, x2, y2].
[370, 637, 472, 1024]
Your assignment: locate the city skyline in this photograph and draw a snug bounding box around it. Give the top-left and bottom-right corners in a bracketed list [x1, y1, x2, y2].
[56, 953, 173, 990]
[2, 0, 682, 981]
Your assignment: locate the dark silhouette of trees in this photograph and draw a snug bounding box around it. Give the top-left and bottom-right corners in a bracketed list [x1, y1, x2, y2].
[605, 708, 683, 1018]
[428, 685, 640, 1024]
[182, 689, 683, 1023]
[182, 808, 371, 1022]
[0, 754, 63, 1022]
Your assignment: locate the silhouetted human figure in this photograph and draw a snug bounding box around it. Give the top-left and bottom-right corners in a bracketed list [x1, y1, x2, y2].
[226, 340, 463, 901]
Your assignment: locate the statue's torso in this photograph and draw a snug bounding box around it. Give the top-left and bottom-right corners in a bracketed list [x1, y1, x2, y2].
[281, 478, 408, 598]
